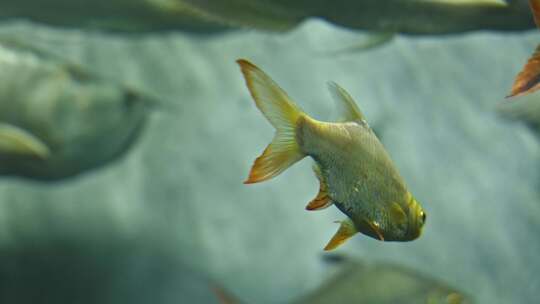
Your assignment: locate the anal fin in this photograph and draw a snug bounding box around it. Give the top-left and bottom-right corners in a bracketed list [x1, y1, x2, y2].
[324, 218, 357, 251]
[306, 164, 333, 211]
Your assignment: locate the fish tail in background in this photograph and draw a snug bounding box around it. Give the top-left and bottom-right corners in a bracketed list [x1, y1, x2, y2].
[507, 45, 540, 98]
[530, 0, 540, 27]
[237, 59, 306, 184]
[507, 0, 540, 98]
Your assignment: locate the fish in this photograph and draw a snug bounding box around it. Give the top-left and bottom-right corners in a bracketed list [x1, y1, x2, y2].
[213, 255, 470, 304]
[507, 0, 540, 98]
[237, 59, 426, 250]
[0, 40, 153, 180]
[0, 0, 534, 34]
[292, 255, 470, 304]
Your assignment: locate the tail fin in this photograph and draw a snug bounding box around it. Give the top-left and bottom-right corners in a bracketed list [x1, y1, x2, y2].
[507, 45, 540, 98]
[507, 1, 540, 98]
[237, 59, 306, 184]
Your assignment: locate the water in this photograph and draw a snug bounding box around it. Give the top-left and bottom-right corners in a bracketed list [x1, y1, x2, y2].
[0, 2, 539, 303]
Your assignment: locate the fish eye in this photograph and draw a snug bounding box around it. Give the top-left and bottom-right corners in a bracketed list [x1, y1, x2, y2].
[420, 211, 426, 224]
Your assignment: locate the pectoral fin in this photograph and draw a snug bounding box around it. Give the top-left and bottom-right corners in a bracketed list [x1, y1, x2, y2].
[366, 220, 385, 241]
[306, 164, 333, 211]
[324, 219, 357, 251]
[0, 123, 50, 159]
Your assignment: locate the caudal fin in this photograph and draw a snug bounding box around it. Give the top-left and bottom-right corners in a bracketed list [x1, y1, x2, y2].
[237, 59, 305, 184]
[507, 45, 540, 98]
[530, 0, 540, 28]
[507, 1, 540, 98]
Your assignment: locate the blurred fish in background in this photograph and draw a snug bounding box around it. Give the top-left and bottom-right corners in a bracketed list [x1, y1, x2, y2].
[507, 0, 540, 98]
[215, 255, 470, 304]
[0, 1, 539, 304]
[0, 0, 536, 34]
[293, 255, 470, 304]
[0, 39, 157, 180]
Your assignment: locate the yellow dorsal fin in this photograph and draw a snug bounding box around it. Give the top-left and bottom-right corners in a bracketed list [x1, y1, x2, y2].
[306, 164, 333, 210]
[327, 82, 365, 123]
[324, 219, 357, 251]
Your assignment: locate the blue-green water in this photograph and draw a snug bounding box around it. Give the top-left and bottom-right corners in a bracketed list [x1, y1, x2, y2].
[0, 1, 539, 303]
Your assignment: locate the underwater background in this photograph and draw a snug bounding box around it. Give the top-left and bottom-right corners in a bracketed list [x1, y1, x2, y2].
[0, 1, 539, 303]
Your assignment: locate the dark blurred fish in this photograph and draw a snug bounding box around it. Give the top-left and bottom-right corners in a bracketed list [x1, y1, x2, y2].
[0, 236, 224, 304]
[0, 0, 535, 34]
[214, 255, 470, 304]
[0, 40, 155, 181]
[317, 32, 396, 56]
[507, 0, 540, 98]
[0, 0, 231, 33]
[292, 255, 471, 304]
[238, 59, 426, 250]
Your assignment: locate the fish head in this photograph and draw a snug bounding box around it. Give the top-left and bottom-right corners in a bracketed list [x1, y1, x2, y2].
[404, 195, 426, 241]
[371, 194, 426, 242]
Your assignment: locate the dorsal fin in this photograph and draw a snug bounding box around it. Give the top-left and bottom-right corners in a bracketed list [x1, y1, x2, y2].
[306, 164, 333, 211]
[327, 82, 365, 123]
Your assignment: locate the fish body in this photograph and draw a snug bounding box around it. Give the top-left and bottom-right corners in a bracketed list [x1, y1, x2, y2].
[238, 59, 425, 250]
[293, 256, 470, 304]
[0, 40, 150, 180]
[299, 117, 422, 242]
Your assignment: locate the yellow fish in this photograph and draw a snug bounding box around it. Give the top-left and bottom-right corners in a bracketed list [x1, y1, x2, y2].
[237, 59, 426, 250]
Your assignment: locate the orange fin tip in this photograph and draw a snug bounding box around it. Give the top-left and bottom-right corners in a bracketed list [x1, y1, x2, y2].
[530, 0, 540, 28]
[507, 45, 540, 98]
[237, 59, 306, 184]
[306, 164, 333, 210]
[306, 195, 332, 211]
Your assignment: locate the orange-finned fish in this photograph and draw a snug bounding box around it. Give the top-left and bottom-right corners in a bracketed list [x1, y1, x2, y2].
[507, 0, 540, 98]
[237, 59, 426, 250]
